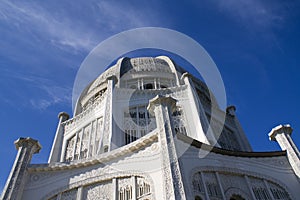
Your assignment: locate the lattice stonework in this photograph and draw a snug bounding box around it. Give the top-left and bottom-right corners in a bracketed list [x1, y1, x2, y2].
[192, 172, 205, 194]
[83, 181, 112, 200]
[117, 177, 151, 200]
[74, 132, 81, 160]
[65, 135, 76, 162]
[203, 172, 222, 198]
[88, 121, 96, 157]
[268, 182, 290, 200]
[172, 107, 187, 135]
[95, 117, 103, 154]
[124, 77, 174, 90]
[47, 176, 152, 200]
[124, 105, 156, 145]
[219, 173, 248, 196]
[118, 177, 133, 200]
[64, 117, 103, 162]
[80, 124, 90, 159]
[137, 177, 151, 199]
[192, 171, 291, 200]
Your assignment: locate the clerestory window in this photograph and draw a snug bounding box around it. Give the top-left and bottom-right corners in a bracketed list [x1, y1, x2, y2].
[124, 105, 156, 145]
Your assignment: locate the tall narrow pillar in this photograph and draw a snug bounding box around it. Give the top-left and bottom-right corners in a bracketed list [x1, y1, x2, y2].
[269, 124, 300, 178]
[181, 73, 212, 145]
[112, 178, 117, 200]
[131, 176, 137, 200]
[100, 76, 117, 153]
[226, 106, 252, 151]
[48, 112, 69, 163]
[1, 137, 41, 200]
[148, 95, 186, 200]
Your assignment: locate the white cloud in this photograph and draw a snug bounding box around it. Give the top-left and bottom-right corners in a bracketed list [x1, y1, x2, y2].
[29, 80, 72, 110]
[3, 71, 72, 110]
[0, 1, 96, 52]
[29, 83, 72, 110]
[29, 99, 52, 110]
[0, 1, 162, 54]
[214, 0, 285, 30]
[0, 1, 169, 110]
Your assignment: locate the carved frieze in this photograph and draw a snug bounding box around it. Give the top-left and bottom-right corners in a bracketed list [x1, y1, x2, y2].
[83, 181, 112, 199]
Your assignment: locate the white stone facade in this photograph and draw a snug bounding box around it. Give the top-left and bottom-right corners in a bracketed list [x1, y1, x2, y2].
[1, 56, 300, 200]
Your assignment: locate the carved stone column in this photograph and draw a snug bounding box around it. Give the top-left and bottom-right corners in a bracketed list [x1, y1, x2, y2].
[1, 137, 41, 200]
[49, 112, 69, 163]
[100, 76, 117, 153]
[269, 124, 300, 178]
[148, 95, 186, 200]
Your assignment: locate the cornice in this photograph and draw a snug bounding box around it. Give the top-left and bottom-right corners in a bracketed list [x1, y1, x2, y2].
[177, 133, 286, 158]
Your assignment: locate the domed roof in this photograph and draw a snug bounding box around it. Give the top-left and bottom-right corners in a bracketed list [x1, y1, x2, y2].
[86, 56, 179, 94]
[120, 57, 172, 76]
[75, 56, 186, 115]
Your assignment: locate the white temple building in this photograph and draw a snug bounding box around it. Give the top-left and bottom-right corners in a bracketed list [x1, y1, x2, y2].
[1, 56, 300, 200]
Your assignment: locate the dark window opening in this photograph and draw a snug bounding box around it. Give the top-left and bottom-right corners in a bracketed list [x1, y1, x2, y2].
[195, 196, 202, 200]
[230, 194, 245, 200]
[103, 145, 109, 152]
[144, 83, 153, 89]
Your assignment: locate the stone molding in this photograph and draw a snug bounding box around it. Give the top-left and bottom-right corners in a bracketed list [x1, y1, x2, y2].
[28, 131, 158, 172]
[87, 66, 117, 94]
[177, 133, 286, 158]
[80, 82, 107, 108]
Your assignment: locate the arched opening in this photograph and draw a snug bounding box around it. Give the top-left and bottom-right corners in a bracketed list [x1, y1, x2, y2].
[230, 194, 245, 200]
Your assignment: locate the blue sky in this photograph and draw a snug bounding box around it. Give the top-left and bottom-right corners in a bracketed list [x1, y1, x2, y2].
[1, 0, 300, 190]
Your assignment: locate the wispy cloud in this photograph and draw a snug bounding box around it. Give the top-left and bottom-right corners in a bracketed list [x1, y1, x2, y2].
[1, 70, 72, 110]
[0, 1, 168, 110]
[29, 83, 71, 110]
[0, 1, 162, 54]
[213, 0, 285, 30]
[0, 1, 97, 52]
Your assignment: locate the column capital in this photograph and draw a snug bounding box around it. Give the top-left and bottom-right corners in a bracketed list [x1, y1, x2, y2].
[226, 105, 236, 116]
[2, 137, 42, 200]
[180, 72, 192, 80]
[58, 112, 69, 121]
[147, 95, 177, 115]
[106, 75, 118, 82]
[14, 137, 42, 154]
[268, 124, 293, 141]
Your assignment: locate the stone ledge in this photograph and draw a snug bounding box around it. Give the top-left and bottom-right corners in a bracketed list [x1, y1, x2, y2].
[177, 133, 286, 158]
[28, 131, 158, 172]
